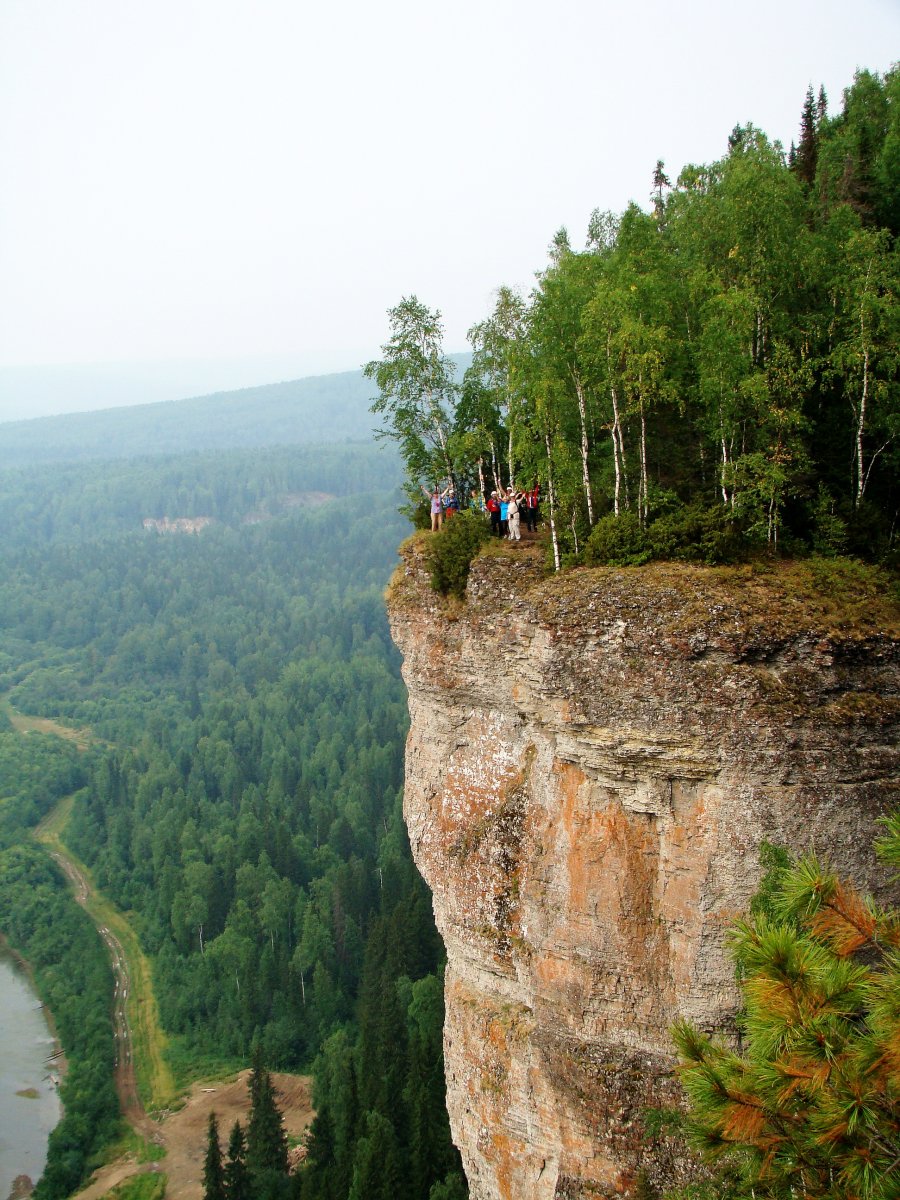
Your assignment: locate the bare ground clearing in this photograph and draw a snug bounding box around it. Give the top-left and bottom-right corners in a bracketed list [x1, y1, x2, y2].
[1, 700, 95, 749]
[73, 1071, 313, 1200]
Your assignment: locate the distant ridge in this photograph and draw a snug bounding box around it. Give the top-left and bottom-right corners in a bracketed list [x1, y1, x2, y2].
[0, 354, 472, 469]
[0, 369, 375, 468]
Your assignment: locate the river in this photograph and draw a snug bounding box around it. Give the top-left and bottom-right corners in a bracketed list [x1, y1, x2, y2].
[0, 949, 62, 1200]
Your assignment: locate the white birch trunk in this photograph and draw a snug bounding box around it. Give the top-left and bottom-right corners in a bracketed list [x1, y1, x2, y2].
[571, 368, 594, 526]
[610, 422, 621, 516]
[491, 441, 501, 494]
[606, 333, 623, 516]
[639, 399, 648, 526]
[617, 415, 630, 510]
[545, 432, 561, 572]
[856, 342, 869, 508]
[719, 394, 731, 506]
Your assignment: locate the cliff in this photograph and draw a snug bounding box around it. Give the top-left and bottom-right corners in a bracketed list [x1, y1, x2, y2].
[387, 538, 900, 1199]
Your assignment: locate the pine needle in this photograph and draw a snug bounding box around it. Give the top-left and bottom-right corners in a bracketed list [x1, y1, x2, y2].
[809, 881, 877, 957]
[721, 1095, 768, 1143]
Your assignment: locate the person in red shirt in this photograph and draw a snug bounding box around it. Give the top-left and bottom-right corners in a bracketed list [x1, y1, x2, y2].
[524, 483, 540, 532]
[486, 490, 501, 536]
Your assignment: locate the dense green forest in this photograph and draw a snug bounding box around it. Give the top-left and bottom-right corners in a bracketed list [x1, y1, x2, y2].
[0, 442, 466, 1199]
[369, 69, 899, 572]
[0, 442, 399, 549]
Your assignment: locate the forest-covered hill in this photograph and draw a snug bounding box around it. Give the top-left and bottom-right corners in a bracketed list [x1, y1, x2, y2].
[0, 371, 372, 467]
[0, 355, 471, 469]
[0, 442, 401, 547]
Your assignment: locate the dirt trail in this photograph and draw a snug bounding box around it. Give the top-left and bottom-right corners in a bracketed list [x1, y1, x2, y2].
[34, 799, 161, 1137]
[49, 850, 155, 1135]
[14, 706, 159, 1132]
[33, 823, 315, 1200]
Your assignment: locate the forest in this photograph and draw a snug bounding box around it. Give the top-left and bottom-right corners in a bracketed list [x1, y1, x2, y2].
[368, 69, 899, 573]
[0, 442, 466, 1199]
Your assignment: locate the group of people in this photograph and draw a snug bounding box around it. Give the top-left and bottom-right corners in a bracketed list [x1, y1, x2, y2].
[421, 482, 540, 540]
[485, 485, 539, 540]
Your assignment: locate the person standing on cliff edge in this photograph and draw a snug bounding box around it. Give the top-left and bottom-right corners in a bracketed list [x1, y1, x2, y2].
[422, 484, 447, 532]
[507, 487, 522, 541]
[486, 490, 501, 535]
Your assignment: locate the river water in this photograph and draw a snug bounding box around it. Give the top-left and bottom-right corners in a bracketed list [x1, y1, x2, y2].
[0, 949, 61, 1200]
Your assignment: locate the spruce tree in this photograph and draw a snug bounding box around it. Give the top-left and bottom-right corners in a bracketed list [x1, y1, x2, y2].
[203, 1112, 227, 1200]
[795, 84, 819, 186]
[224, 1121, 252, 1200]
[817, 84, 828, 126]
[246, 1050, 290, 1181]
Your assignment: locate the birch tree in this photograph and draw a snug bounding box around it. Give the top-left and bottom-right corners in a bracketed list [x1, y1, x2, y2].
[529, 248, 603, 524]
[828, 223, 899, 507]
[465, 286, 527, 488]
[365, 297, 458, 504]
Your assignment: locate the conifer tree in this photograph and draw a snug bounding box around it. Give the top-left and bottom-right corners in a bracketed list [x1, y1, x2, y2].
[817, 84, 828, 126]
[673, 813, 900, 1199]
[652, 159, 671, 223]
[246, 1049, 290, 1181]
[203, 1112, 227, 1200]
[224, 1121, 252, 1200]
[795, 85, 819, 186]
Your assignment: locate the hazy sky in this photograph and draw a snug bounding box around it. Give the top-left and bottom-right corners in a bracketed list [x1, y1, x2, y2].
[1, 0, 898, 416]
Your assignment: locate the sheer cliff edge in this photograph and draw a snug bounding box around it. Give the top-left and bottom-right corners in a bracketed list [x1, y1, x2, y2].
[387, 538, 899, 1200]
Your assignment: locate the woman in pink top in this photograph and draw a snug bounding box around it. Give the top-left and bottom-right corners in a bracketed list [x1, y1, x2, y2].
[422, 484, 446, 532]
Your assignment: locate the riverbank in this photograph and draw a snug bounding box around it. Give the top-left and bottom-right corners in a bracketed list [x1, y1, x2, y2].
[0, 948, 63, 1200]
[0, 934, 69, 1085]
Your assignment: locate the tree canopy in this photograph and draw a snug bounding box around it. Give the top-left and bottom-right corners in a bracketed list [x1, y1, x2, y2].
[368, 70, 900, 570]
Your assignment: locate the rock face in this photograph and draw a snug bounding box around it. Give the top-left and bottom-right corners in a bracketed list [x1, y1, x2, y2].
[142, 516, 212, 534]
[386, 540, 900, 1199]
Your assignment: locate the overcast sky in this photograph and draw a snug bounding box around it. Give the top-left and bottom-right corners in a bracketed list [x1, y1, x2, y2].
[1, 0, 898, 418]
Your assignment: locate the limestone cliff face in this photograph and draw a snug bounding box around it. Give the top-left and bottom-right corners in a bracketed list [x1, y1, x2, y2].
[387, 540, 900, 1199]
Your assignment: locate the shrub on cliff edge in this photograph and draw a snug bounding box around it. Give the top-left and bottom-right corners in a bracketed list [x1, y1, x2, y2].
[582, 505, 753, 568]
[423, 511, 491, 598]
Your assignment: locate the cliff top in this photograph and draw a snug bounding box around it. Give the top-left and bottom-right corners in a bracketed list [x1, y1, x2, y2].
[390, 535, 900, 655]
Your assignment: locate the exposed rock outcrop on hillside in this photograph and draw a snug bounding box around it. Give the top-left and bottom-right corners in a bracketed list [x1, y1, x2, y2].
[142, 516, 212, 534]
[387, 540, 900, 1199]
